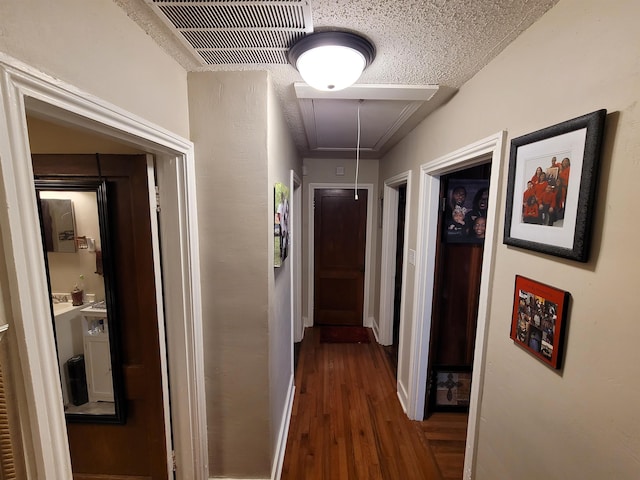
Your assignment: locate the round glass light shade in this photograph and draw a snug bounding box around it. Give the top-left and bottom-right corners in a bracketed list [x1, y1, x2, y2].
[295, 45, 367, 91]
[288, 32, 375, 92]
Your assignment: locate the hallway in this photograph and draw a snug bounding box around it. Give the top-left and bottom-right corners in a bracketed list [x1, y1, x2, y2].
[282, 327, 468, 479]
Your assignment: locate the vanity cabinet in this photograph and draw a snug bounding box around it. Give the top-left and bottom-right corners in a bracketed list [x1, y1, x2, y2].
[81, 306, 114, 402]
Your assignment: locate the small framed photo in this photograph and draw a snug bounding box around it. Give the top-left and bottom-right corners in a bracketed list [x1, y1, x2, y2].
[443, 179, 490, 244]
[274, 182, 290, 268]
[503, 109, 606, 262]
[432, 366, 472, 411]
[510, 275, 570, 369]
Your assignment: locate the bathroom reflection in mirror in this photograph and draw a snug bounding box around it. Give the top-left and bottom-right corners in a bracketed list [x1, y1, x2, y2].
[40, 198, 77, 253]
[36, 180, 126, 424]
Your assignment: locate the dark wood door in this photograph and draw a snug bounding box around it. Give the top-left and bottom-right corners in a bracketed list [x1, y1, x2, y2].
[425, 164, 490, 417]
[33, 154, 168, 480]
[314, 188, 367, 326]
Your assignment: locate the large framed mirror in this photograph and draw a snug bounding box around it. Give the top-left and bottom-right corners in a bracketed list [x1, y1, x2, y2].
[35, 179, 126, 424]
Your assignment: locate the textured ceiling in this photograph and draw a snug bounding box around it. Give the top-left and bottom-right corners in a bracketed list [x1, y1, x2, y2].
[115, 0, 559, 158]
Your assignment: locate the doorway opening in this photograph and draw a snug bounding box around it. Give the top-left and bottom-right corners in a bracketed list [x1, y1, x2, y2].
[424, 163, 490, 417]
[32, 154, 168, 478]
[307, 184, 374, 329]
[313, 188, 367, 327]
[378, 170, 412, 400]
[383, 184, 407, 377]
[0, 57, 207, 479]
[408, 132, 506, 478]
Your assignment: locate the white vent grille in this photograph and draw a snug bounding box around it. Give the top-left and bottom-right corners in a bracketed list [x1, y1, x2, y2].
[147, 0, 313, 65]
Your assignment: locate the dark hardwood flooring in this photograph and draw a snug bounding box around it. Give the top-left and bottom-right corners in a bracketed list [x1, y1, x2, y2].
[282, 327, 467, 479]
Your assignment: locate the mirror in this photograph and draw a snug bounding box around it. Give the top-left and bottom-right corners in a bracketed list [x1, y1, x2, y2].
[36, 180, 126, 424]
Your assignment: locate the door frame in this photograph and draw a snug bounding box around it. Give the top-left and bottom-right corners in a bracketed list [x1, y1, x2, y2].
[307, 183, 374, 327]
[0, 53, 207, 479]
[408, 132, 506, 479]
[291, 171, 303, 342]
[377, 170, 412, 346]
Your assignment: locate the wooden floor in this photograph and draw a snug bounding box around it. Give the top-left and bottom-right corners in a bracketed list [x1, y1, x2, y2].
[282, 327, 468, 479]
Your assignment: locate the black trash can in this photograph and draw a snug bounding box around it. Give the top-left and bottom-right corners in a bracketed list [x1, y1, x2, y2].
[66, 355, 88, 406]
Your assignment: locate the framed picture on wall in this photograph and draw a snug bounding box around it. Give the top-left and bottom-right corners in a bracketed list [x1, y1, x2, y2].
[503, 109, 607, 262]
[443, 179, 490, 244]
[509, 275, 570, 369]
[274, 182, 290, 268]
[432, 366, 472, 411]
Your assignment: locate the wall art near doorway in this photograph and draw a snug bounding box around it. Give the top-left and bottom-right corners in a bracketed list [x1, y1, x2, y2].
[433, 367, 472, 410]
[443, 178, 489, 244]
[510, 275, 570, 369]
[274, 182, 290, 267]
[503, 109, 606, 262]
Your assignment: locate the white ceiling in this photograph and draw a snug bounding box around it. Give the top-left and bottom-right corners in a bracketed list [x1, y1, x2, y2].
[115, 0, 558, 159]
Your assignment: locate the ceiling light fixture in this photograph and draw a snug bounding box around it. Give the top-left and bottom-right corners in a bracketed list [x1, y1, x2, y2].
[288, 31, 375, 92]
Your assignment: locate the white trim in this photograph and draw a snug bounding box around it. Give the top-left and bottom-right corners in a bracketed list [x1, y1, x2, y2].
[146, 156, 175, 480]
[306, 183, 374, 327]
[378, 171, 412, 346]
[270, 376, 295, 480]
[379, 171, 413, 416]
[367, 316, 377, 337]
[294, 83, 439, 101]
[409, 131, 506, 480]
[0, 53, 208, 479]
[396, 377, 410, 413]
[290, 171, 303, 343]
[378, 187, 399, 345]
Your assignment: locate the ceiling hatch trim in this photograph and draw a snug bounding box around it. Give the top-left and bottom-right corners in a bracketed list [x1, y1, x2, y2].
[145, 0, 313, 65]
[294, 84, 439, 157]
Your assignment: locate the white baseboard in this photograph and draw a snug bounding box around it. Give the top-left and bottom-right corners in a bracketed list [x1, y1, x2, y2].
[371, 319, 381, 343]
[396, 379, 409, 414]
[365, 315, 376, 328]
[270, 376, 295, 480]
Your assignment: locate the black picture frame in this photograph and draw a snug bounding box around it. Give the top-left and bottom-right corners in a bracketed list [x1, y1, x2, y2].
[503, 109, 606, 262]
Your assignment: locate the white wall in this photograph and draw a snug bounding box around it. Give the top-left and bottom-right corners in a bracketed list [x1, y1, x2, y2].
[188, 71, 272, 478]
[380, 0, 640, 478]
[0, 0, 189, 138]
[266, 74, 301, 476]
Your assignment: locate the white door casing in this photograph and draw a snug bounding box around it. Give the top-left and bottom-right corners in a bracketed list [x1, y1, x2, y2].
[0, 53, 207, 479]
[291, 171, 303, 343]
[377, 170, 412, 346]
[408, 131, 506, 480]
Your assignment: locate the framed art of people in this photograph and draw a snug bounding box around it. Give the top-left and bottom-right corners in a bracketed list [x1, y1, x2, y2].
[503, 109, 607, 262]
[509, 275, 570, 369]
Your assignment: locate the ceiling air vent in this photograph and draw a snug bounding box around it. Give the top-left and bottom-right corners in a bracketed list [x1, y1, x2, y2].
[146, 0, 313, 65]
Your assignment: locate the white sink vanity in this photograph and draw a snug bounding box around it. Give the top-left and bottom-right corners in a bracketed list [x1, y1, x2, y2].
[80, 303, 114, 403]
[52, 298, 113, 409]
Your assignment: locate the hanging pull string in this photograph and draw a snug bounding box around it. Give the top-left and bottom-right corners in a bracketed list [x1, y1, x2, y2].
[355, 100, 363, 200]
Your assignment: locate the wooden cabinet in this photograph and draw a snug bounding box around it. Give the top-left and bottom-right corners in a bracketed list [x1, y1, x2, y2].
[81, 307, 114, 403]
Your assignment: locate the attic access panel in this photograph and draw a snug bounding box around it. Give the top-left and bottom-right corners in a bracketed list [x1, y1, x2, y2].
[294, 84, 439, 157]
